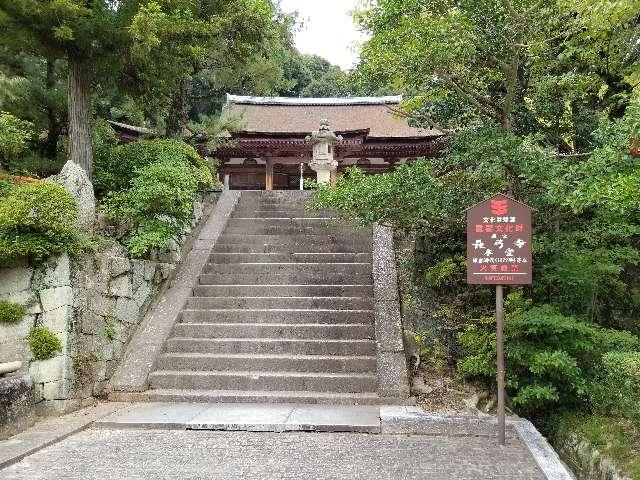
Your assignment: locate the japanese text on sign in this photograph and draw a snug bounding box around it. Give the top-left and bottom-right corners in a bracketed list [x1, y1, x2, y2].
[466, 194, 533, 285]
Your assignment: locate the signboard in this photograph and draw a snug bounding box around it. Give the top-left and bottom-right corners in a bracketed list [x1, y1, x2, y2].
[466, 194, 533, 285]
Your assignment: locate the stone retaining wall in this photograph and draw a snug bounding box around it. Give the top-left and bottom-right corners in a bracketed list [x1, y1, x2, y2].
[0, 193, 217, 415]
[554, 429, 631, 480]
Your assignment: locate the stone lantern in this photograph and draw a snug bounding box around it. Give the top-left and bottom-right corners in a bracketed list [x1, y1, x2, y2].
[306, 119, 342, 185]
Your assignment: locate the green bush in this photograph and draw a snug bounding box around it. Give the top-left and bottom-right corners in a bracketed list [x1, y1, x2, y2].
[0, 112, 34, 163]
[592, 351, 640, 422]
[0, 299, 26, 324]
[93, 138, 214, 197]
[5, 151, 65, 178]
[457, 291, 640, 415]
[0, 179, 13, 198]
[28, 326, 62, 360]
[102, 158, 209, 257]
[0, 181, 83, 261]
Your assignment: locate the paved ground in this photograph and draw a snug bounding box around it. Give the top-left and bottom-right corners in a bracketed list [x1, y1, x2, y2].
[2, 428, 545, 480]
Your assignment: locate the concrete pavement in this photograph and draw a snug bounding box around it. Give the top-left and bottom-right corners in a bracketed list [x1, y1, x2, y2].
[1, 428, 546, 480]
[0, 402, 574, 479]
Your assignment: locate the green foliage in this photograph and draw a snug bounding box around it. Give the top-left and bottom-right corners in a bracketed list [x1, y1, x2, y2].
[94, 139, 213, 197]
[0, 180, 13, 198]
[28, 326, 62, 360]
[424, 257, 464, 288]
[595, 351, 640, 422]
[0, 181, 84, 261]
[0, 299, 26, 324]
[457, 292, 639, 415]
[415, 334, 447, 375]
[554, 414, 640, 480]
[0, 112, 34, 163]
[103, 319, 116, 342]
[0, 54, 67, 163]
[4, 152, 65, 178]
[354, 0, 639, 139]
[101, 141, 215, 257]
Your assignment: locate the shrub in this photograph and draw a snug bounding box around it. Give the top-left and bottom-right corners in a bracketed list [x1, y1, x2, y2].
[102, 158, 206, 257]
[28, 326, 62, 360]
[93, 138, 214, 197]
[0, 179, 13, 198]
[457, 291, 640, 415]
[0, 112, 34, 163]
[593, 351, 640, 422]
[0, 299, 26, 324]
[5, 151, 65, 178]
[0, 181, 82, 261]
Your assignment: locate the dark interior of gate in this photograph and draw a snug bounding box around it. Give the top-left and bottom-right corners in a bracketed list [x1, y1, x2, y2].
[214, 95, 446, 190]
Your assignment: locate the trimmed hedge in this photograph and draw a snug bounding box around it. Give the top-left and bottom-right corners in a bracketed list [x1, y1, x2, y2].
[0, 182, 81, 261]
[94, 138, 214, 197]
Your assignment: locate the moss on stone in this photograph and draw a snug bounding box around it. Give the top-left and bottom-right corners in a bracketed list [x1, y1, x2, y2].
[27, 326, 62, 360]
[0, 299, 26, 324]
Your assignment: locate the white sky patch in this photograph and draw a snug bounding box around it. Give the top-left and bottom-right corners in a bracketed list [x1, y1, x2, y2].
[279, 0, 369, 71]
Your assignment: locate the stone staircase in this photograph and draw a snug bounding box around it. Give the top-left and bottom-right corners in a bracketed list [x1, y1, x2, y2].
[146, 191, 381, 404]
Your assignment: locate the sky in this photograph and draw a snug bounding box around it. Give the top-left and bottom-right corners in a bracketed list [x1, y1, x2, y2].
[279, 0, 368, 71]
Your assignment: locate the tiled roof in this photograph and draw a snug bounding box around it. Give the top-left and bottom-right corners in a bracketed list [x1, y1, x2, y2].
[224, 95, 441, 138]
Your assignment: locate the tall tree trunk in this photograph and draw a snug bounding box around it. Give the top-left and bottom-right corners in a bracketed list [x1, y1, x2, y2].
[67, 55, 93, 175]
[165, 80, 191, 139]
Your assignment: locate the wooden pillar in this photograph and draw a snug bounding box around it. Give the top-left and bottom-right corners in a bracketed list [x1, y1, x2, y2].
[265, 158, 274, 191]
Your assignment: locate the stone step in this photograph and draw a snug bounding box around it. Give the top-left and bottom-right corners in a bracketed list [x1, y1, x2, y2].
[193, 285, 373, 297]
[156, 353, 377, 373]
[145, 389, 382, 405]
[172, 323, 374, 340]
[223, 226, 364, 236]
[180, 309, 374, 325]
[212, 244, 368, 254]
[217, 234, 371, 246]
[231, 210, 333, 218]
[208, 252, 372, 264]
[164, 338, 377, 355]
[148, 370, 378, 393]
[198, 273, 373, 285]
[202, 263, 372, 276]
[227, 218, 354, 229]
[184, 296, 373, 310]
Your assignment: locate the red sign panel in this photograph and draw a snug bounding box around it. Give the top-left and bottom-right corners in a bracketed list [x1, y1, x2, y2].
[466, 194, 533, 285]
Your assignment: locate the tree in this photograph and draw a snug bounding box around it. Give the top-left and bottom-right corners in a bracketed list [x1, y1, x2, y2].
[0, 0, 134, 175]
[355, 0, 640, 147]
[301, 67, 352, 97]
[127, 0, 280, 138]
[0, 50, 67, 160]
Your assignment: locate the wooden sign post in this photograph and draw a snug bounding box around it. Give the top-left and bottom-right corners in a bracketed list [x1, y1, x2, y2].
[466, 194, 533, 445]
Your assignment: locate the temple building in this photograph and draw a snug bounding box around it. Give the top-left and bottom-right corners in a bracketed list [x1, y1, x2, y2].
[214, 95, 446, 190]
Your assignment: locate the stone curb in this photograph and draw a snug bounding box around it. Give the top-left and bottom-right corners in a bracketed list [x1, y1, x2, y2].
[93, 402, 381, 434]
[0, 402, 128, 470]
[109, 191, 240, 393]
[513, 420, 574, 480]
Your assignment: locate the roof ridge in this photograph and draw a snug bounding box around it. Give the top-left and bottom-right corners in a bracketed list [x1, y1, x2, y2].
[226, 94, 403, 106]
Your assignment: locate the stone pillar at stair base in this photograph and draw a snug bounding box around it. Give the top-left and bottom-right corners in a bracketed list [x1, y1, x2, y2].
[372, 224, 411, 400]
